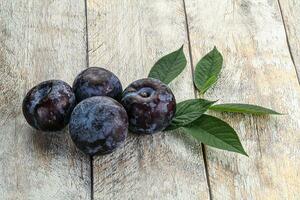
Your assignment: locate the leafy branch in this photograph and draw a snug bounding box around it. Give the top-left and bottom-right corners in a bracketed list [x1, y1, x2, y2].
[148, 45, 280, 156]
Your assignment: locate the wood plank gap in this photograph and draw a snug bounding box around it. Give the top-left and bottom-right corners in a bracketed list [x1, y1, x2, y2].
[84, 0, 93, 199]
[277, 0, 300, 84]
[85, 0, 90, 68]
[182, 0, 196, 96]
[182, 0, 213, 199]
[90, 156, 94, 200]
[201, 144, 213, 200]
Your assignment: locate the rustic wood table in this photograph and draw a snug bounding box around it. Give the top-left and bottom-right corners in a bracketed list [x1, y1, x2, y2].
[1, 0, 299, 199]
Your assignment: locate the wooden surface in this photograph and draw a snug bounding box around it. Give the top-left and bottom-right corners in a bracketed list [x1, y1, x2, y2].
[0, 0, 91, 199]
[1, 0, 300, 199]
[185, 0, 300, 199]
[87, 0, 209, 199]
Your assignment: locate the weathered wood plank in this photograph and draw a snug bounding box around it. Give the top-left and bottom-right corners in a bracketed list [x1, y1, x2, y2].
[278, 0, 300, 79]
[87, 0, 210, 199]
[0, 1, 90, 199]
[185, 0, 300, 199]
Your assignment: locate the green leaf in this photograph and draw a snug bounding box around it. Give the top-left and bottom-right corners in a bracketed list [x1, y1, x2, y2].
[148, 45, 187, 84]
[182, 114, 248, 156]
[194, 47, 223, 94]
[166, 99, 216, 130]
[209, 103, 281, 115]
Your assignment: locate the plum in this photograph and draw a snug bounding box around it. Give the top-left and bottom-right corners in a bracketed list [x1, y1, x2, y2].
[72, 67, 122, 102]
[22, 80, 76, 131]
[69, 96, 128, 156]
[121, 78, 176, 134]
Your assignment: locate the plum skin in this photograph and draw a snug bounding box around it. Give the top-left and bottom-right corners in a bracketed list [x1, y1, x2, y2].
[72, 67, 122, 103]
[121, 78, 176, 134]
[22, 80, 76, 131]
[69, 96, 128, 156]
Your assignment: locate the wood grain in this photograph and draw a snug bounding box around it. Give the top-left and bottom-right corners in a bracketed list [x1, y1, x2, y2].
[0, 0, 91, 199]
[87, 0, 210, 199]
[278, 0, 300, 79]
[185, 0, 300, 199]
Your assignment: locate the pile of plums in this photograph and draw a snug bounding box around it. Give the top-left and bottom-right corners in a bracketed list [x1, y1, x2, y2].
[22, 67, 176, 156]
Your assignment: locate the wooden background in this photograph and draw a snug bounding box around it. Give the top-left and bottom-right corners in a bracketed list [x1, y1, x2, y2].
[1, 0, 299, 199]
